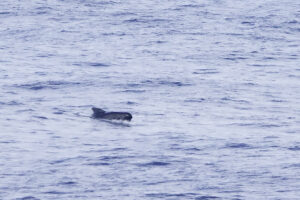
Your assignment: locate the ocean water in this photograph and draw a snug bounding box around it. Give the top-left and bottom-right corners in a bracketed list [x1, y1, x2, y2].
[0, 0, 300, 199]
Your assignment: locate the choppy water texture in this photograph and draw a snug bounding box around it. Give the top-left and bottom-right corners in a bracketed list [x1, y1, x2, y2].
[0, 0, 300, 199]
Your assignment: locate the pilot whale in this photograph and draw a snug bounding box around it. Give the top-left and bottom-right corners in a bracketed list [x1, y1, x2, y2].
[92, 107, 132, 121]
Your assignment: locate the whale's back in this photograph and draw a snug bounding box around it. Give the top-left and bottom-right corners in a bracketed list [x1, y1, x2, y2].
[92, 107, 132, 121]
[103, 112, 132, 121]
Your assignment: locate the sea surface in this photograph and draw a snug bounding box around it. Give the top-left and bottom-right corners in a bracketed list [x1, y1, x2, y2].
[0, 0, 300, 199]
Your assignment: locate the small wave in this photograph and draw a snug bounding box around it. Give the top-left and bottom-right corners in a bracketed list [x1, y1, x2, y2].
[52, 107, 66, 115]
[146, 193, 201, 198]
[241, 21, 255, 26]
[0, 12, 11, 15]
[99, 156, 124, 161]
[262, 56, 276, 60]
[184, 147, 203, 151]
[36, 53, 55, 58]
[139, 79, 192, 87]
[259, 123, 281, 128]
[224, 56, 248, 61]
[270, 99, 286, 103]
[112, 12, 136, 17]
[34, 6, 53, 15]
[193, 69, 219, 74]
[287, 146, 300, 151]
[35, 11, 48, 15]
[158, 81, 191, 87]
[16, 196, 40, 200]
[85, 155, 132, 166]
[184, 98, 206, 103]
[231, 122, 281, 128]
[284, 163, 300, 168]
[58, 181, 77, 186]
[154, 40, 166, 44]
[15, 81, 81, 90]
[0, 100, 23, 106]
[220, 97, 249, 104]
[49, 156, 86, 165]
[225, 143, 252, 149]
[73, 62, 110, 67]
[123, 18, 169, 24]
[50, 159, 70, 165]
[125, 101, 138, 105]
[137, 161, 170, 167]
[286, 20, 299, 24]
[121, 89, 146, 93]
[111, 147, 128, 151]
[53, 111, 64, 115]
[33, 116, 48, 120]
[84, 1, 116, 6]
[88, 62, 110, 67]
[43, 191, 67, 195]
[0, 140, 16, 144]
[289, 27, 300, 32]
[242, 82, 257, 86]
[123, 18, 140, 23]
[180, 4, 206, 8]
[113, 83, 141, 89]
[126, 83, 141, 87]
[86, 162, 110, 166]
[102, 32, 126, 36]
[195, 196, 220, 200]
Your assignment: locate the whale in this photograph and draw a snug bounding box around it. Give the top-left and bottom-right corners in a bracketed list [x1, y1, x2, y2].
[92, 107, 132, 121]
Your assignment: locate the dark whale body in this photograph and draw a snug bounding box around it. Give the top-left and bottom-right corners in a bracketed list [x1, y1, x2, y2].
[92, 107, 132, 121]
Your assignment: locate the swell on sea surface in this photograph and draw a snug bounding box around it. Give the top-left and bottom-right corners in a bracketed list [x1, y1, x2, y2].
[0, 0, 300, 200]
[13, 81, 83, 90]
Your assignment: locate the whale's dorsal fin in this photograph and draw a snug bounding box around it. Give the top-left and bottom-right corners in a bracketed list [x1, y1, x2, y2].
[92, 107, 106, 117]
[92, 107, 105, 113]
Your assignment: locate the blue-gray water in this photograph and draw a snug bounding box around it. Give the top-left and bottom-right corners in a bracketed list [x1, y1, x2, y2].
[0, 0, 300, 199]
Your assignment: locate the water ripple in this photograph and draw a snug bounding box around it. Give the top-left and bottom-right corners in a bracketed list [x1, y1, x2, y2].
[225, 143, 253, 149]
[1, 0, 299, 199]
[137, 161, 171, 167]
[14, 81, 82, 90]
[16, 197, 40, 200]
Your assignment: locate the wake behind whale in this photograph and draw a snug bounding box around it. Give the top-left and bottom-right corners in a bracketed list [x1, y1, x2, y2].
[92, 107, 132, 121]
